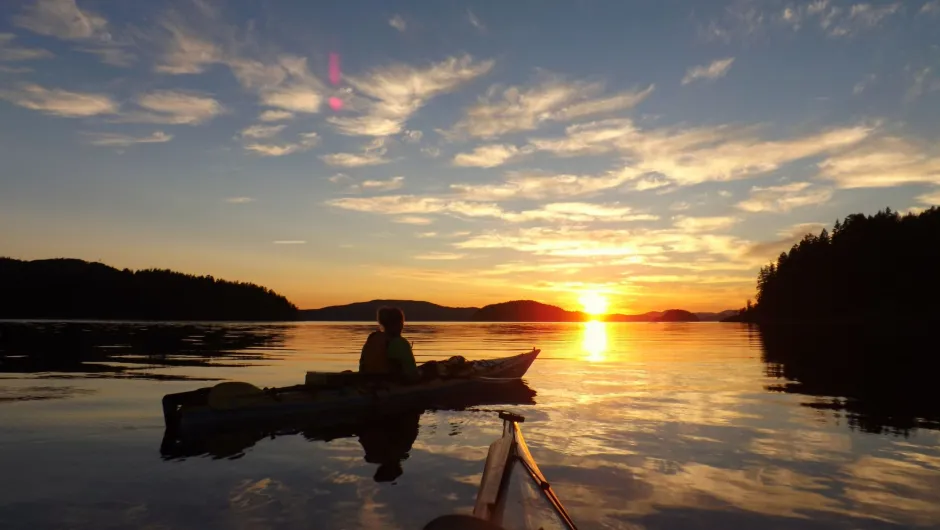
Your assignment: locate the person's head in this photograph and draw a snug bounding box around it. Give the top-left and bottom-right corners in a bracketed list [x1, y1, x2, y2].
[377, 306, 405, 337]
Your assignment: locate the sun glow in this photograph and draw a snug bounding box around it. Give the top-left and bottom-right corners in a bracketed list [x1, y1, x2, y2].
[579, 291, 608, 315]
[582, 320, 608, 362]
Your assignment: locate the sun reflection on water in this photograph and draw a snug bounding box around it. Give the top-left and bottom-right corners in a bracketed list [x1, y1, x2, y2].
[582, 320, 608, 362]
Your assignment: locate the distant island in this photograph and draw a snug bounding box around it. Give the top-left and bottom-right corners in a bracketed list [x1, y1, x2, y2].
[725, 207, 940, 324]
[0, 258, 297, 321]
[303, 299, 723, 323]
[300, 300, 478, 322]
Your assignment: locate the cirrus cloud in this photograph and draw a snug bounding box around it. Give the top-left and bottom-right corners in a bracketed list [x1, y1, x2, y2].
[448, 76, 654, 139]
[0, 83, 117, 117]
[736, 182, 834, 213]
[328, 54, 494, 137]
[682, 57, 735, 85]
[83, 130, 172, 147]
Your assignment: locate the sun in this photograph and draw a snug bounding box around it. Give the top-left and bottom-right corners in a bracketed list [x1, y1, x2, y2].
[578, 291, 608, 316]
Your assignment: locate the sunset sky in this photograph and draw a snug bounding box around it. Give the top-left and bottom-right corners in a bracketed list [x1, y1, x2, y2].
[1, 0, 939, 312]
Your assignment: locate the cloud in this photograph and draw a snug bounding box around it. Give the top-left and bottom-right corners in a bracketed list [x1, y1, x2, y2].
[923, 1, 940, 15]
[328, 173, 351, 184]
[258, 110, 294, 122]
[126, 90, 225, 125]
[682, 58, 735, 85]
[853, 73, 876, 95]
[447, 120, 870, 198]
[453, 144, 530, 168]
[449, 77, 654, 139]
[526, 118, 874, 187]
[0, 83, 117, 117]
[416, 252, 466, 260]
[76, 46, 135, 67]
[818, 137, 940, 188]
[778, 1, 901, 37]
[454, 226, 748, 260]
[154, 15, 222, 74]
[328, 54, 494, 137]
[421, 146, 442, 158]
[396, 216, 433, 225]
[327, 195, 656, 224]
[14, 0, 110, 41]
[83, 130, 172, 147]
[224, 197, 254, 204]
[736, 182, 833, 213]
[244, 132, 319, 157]
[905, 67, 938, 102]
[259, 82, 323, 114]
[389, 15, 407, 32]
[0, 33, 54, 62]
[451, 167, 643, 201]
[0, 65, 33, 74]
[350, 176, 405, 192]
[917, 189, 940, 205]
[240, 124, 285, 139]
[272, 240, 306, 244]
[403, 130, 423, 143]
[467, 9, 485, 31]
[673, 216, 740, 233]
[320, 138, 391, 167]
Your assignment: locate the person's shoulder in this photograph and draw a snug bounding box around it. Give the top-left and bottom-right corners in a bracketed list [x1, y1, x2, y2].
[365, 330, 387, 344]
[388, 336, 411, 348]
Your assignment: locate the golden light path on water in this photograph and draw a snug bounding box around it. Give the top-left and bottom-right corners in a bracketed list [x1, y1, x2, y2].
[582, 320, 609, 363]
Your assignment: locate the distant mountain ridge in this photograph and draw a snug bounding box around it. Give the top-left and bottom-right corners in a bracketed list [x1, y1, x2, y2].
[302, 299, 734, 322]
[299, 300, 478, 322]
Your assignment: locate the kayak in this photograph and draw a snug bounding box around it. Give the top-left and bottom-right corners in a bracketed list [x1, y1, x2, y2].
[162, 348, 540, 432]
[159, 379, 538, 460]
[424, 412, 579, 530]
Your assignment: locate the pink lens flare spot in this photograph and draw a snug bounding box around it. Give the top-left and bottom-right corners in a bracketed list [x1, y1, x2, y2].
[329, 97, 343, 111]
[329, 53, 341, 85]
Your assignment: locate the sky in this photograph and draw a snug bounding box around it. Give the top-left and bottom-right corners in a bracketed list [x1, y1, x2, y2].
[1, 0, 939, 313]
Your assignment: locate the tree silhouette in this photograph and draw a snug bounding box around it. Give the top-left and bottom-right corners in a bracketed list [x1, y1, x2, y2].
[0, 258, 298, 321]
[731, 207, 940, 323]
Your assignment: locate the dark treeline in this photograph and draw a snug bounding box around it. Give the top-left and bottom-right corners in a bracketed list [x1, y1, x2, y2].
[730, 207, 940, 323]
[0, 258, 298, 321]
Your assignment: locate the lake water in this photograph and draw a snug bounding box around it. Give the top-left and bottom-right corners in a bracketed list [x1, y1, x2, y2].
[1, 321, 939, 530]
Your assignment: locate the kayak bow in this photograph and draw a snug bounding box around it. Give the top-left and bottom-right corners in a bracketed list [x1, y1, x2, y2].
[425, 412, 578, 530]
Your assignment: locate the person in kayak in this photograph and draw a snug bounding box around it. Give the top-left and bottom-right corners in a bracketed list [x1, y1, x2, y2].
[359, 306, 419, 381]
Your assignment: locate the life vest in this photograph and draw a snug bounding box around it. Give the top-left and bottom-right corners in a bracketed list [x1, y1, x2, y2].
[360, 331, 392, 374]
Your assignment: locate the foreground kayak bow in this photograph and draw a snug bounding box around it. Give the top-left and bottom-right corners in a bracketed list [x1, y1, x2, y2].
[425, 412, 579, 530]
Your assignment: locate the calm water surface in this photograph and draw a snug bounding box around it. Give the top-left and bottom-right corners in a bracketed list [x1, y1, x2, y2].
[1, 322, 938, 530]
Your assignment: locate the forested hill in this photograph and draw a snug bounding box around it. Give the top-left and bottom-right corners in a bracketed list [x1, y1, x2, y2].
[300, 300, 479, 321]
[727, 207, 940, 323]
[0, 258, 298, 321]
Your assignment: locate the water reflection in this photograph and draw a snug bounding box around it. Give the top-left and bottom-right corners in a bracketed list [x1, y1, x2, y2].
[760, 324, 940, 435]
[160, 379, 537, 471]
[3, 322, 940, 530]
[581, 321, 608, 362]
[0, 321, 288, 380]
